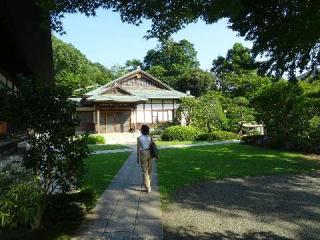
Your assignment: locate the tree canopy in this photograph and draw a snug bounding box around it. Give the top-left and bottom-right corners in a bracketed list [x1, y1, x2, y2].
[211, 43, 256, 76]
[176, 69, 215, 97]
[143, 39, 199, 86]
[52, 36, 113, 93]
[41, 0, 320, 79]
[211, 43, 272, 98]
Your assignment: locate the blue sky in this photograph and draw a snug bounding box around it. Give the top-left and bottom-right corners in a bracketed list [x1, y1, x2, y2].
[55, 9, 252, 71]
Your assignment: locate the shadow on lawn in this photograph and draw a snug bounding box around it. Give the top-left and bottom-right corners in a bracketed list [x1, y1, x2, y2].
[164, 172, 320, 240]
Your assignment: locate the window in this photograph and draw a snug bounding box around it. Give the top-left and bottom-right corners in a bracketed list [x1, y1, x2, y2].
[0, 72, 17, 92]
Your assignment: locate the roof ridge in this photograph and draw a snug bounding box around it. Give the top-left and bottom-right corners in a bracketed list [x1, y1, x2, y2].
[84, 68, 174, 96]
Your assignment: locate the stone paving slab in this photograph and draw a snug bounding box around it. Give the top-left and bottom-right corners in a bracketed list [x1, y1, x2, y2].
[72, 151, 163, 240]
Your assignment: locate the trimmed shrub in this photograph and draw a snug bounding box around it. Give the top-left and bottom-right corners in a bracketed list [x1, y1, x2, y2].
[150, 128, 164, 141]
[86, 134, 105, 144]
[161, 126, 199, 141]
[241, 135, 265, 145]
[196, 131, 240, 141]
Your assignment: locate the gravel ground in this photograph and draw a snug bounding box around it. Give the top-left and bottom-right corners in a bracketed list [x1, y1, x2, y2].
[162, 172, 320, 240]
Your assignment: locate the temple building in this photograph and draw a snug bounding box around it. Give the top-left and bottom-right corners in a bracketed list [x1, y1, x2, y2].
[73, 67, 189, 133]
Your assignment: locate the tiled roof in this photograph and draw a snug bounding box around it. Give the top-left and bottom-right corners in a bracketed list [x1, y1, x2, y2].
[87, 95, 147, 102]
[85, 68, 172, 97]
[78, 68, 189, 103]
[127, 89, 188, 99]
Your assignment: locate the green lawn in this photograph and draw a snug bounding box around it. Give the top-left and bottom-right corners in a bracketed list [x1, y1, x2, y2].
[157, 143, 320, 200]
[83, 152, 130, 196]
[156, 140, 209, 146]
[88, 144, 129, 152]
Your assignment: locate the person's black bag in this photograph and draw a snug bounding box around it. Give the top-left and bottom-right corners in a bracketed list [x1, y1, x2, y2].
[149, 137, 159, 159]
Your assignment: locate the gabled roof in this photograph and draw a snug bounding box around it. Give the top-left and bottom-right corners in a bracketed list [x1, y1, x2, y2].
[100, 85, 133, 96]
[85, 67, 173, 97]
[82, 67, 189, 102]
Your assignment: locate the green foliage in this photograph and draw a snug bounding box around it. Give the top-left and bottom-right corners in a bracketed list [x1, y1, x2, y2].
[1, 80, 90, 229]
[177, 93, 227, 133]
[254, 81, 306, 143]
[176, 97, 198, 126]
[0, 164, 43, 231]
[144, 39, 199, 87]
[308, 116, 320, 147]
[196, 131, 240, 141]
[76, 188, 98, 212]
[211, 43, 272, 98]
[149, 128, 164, 140]
[45, 188, 97, 216]
[224, 96, 256, 134]
[219, 72, 273, 99]
[212, 43, 256, 76]
[161, 126, 200, 141]
[52, 36, 113, 93]
[253, 80, 320, 151]
[125, 59, 143, 71]
[176, 69, 216, 97]
[86, 134, 106, 144]
[47, 1, 320, 78]
[193, 92, 227, 132]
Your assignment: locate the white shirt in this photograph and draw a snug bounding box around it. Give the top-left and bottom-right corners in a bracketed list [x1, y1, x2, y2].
[138, 135, 151, 150]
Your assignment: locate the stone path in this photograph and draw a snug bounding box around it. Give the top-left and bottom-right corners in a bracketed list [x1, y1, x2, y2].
[72, 151, 163, 240]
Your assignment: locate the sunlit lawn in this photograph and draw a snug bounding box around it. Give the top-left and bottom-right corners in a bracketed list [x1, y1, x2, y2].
[158, 143, 320, 201]
[83, 152, 130, 196]
[156, 140, 209, 146]
[88, 144, 129, 152]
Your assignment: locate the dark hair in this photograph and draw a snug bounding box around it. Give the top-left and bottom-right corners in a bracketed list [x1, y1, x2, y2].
[140, 125, 150, 135]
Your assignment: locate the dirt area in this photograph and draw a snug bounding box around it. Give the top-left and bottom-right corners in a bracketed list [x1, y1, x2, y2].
[163, 172, 320, 240]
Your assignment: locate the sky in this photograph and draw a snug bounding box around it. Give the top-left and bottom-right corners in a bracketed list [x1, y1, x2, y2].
[55, 9, 252, 71]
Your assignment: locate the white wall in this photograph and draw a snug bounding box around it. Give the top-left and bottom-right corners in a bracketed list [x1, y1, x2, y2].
[134, 99, 179, 124]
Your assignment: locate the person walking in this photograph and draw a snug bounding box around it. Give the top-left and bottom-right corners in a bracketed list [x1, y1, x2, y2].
[137, 124, 153, 193]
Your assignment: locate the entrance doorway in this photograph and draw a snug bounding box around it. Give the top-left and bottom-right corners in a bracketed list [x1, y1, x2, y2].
[99, 111, 131, 133]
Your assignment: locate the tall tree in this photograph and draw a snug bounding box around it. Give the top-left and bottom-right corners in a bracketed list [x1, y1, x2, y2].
[211, 43, 256, 76]
[43, 0, 320, 79]
[52, 36, 113, 92]
[211, 43, 272, 98]
[125, 59, 143, 71]
[144, 39, 200, 86]
[194, 92, 227, 132]
[176, 69, 215, 97]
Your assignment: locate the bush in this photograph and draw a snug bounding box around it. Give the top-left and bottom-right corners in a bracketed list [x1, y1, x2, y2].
[241, 135, 265, 145]
[46, 188, 97, 215]
[150, 128, 164, 140]
[161, 126, 199, 141]
[196, 131, 240, 141]
[0, 165, 43, 231]
[86, 134, 105, 144]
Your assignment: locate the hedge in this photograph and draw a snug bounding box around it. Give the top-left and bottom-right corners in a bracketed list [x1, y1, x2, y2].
[86, 135, 105, 144]
[161, 126, 199, 141]
[196, 131, 240, 141]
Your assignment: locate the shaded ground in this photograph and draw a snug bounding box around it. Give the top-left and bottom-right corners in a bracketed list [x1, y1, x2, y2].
[163, 172, 320, 240]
